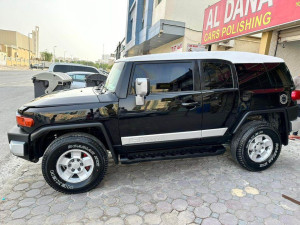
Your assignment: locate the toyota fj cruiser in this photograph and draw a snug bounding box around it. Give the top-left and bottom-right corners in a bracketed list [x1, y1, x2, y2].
[8, 52, 300, 194]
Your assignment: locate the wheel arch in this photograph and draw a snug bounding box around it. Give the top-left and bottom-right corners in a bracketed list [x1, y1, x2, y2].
[30, 123, 118, 164]
[231, 109, 291, 146]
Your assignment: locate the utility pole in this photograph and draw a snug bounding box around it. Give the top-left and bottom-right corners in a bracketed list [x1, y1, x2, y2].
[53, 46, 57, 63]
[28, 33, 32, 68]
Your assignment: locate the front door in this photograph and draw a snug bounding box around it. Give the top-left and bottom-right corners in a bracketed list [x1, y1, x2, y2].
[118, 60, 203, 151]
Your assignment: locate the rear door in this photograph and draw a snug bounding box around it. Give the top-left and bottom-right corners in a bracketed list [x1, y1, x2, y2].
[118, 60, 203, 151]
[199, 60, 239, 137]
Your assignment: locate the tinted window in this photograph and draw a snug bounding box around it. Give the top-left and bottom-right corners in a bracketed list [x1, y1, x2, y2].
[265, 63, 293, 87]
[131, 62, 193, 94]
[235, 63, 271, 90]
[202, 62, 233, 90]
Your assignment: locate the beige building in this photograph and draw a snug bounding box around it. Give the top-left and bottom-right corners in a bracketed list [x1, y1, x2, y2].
[0, 26, 39, 67]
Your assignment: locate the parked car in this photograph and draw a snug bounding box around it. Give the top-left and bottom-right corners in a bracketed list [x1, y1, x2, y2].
[48, 63, 99, 74]
[67, 71, 107, 89]
[8, 52, 300, 194]
[31, 63, 45, 70]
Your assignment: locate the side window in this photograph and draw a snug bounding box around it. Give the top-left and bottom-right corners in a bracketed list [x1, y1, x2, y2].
[265, 63, 293, 87]
[235, 63, 271, 90]
[131, 62, 194, 94]
[202, 62, 233, 90]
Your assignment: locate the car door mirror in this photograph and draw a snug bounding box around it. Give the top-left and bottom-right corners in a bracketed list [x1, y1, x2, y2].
[135, 78, 150, 105]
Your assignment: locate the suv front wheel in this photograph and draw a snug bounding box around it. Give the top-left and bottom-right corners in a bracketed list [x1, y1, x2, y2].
[42, 132, 108, 194]
[231, 121, 282, 171]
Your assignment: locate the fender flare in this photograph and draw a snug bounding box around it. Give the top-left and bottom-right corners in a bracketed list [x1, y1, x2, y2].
[231, 108, 290, 145]
[30, 122, 118, 164]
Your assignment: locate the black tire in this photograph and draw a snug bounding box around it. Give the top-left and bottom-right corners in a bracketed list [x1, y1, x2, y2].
[42, 132, 108, 194]
[231, 121, 282, 171]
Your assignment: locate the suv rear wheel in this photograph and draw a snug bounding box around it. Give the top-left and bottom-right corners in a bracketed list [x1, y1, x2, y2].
[42, 132, 108, 194]
[231, 121, 282, 171]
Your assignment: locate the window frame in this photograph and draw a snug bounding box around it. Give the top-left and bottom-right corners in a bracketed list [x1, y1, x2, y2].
[128, 60, 199, 96]
[199, 59, 237, 91]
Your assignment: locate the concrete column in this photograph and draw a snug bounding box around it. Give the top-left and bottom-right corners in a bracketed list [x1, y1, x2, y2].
[259, 31, 273, 55]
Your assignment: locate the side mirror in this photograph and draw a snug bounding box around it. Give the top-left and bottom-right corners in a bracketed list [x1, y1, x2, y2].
[135, 78, 150, 105]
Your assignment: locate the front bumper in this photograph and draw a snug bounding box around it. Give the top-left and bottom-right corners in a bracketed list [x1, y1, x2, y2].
[7, 125, 30, 160]
[291, 118, 300, 132]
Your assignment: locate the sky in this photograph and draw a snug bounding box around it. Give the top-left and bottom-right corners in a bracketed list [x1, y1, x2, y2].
[0, 0, 127, 61]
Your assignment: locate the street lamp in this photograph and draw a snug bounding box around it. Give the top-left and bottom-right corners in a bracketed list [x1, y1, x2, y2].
[64, 50, 67, 62]
[28, 33, 32, 68]
[53, 46, 57, 63]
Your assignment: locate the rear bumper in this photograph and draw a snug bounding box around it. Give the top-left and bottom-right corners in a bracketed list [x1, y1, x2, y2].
[7, 126, 30, 160]
[291, 118, 300, 132]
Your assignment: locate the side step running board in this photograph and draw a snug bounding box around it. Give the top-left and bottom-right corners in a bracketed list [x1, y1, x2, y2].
[120, 145, 226, 164]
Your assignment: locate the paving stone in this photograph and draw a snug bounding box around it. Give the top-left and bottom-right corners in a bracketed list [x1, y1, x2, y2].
[178, 210, 195, 224]
[167, 189, 182, 199]
[231, 189, 246, 197]
[31, 205, 50, 215]
[105, 217, 124, 225]
[279, 215, 300, 225]
[27, 215, 47, 225]
[225, 199, 243, 211]
[31, 181, 45, 189]
[235, 209, 255, 222]
[6, 192, 22, 200]
[210, 202, 227, 214]
[36, 195, 54, 205]
[264, 217, 283, 225]
[123, 204, 139, 214]
[124, 215, 143, 225]
[153, 192, 167, 201]
[11, 207, 30, 219]
[161, 211, 179, 225]
[201, 193, 218, 203]
[266, 203, 285, 215]
[244, 186, 259, 195]
[182, 188, 195, 197]
[25, 189, 40, 198]
[68, 200, 86, 211]
[194, 206, 211, 218]
[219, 213, 238, 225]
[240, 197, 257, 208]
[137, 194, 151, 202]
[46, 214, 65, 225]
[13, 183, 29, 191]
[17, 198, 35, 207]
[85, 208, 104, 219]
[156, 201, 172, 213]
[187, 196, 203, 207]
[50, 202, 69, 214]
[64, 210, 84, 223]
[105, 207, 121, 216]
[251, 207, 272, 219]
[201, 217, 221, 225]
[141, 202, 156, 212]
[172, 199, 188, 211]
[144, 213, 161, 225]
[254, 195, 271, 204]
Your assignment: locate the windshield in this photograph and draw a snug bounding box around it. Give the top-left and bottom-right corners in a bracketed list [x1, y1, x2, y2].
[104, 62, 125, 92]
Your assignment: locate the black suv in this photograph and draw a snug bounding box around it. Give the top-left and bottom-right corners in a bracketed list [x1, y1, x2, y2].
[8, 52, 300, 194]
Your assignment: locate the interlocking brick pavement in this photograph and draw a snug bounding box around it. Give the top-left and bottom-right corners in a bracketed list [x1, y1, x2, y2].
[0, 142, 299, 225]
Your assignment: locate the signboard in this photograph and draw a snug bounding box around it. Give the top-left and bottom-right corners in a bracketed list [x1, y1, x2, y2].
[171, 43, 183, 52]
[202, 0, 300, 45]
[187, 44, 207, 52]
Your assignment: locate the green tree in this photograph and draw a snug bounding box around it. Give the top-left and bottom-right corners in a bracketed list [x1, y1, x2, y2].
[40, 51, 53, 62]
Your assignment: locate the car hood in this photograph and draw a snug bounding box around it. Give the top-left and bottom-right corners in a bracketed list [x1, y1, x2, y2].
[24, 87, 100, 107]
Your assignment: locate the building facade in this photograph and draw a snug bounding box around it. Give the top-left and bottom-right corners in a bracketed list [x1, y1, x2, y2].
[0, 26, 39, 67]
[124, 0, 221, 57]
[201, 0, 300, 77]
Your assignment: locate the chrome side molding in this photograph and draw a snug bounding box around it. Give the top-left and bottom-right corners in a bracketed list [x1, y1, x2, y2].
[121, 128, 228, 146]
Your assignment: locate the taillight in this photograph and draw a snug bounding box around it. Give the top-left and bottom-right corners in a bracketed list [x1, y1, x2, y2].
[16, 115, 34, 127]
[291, 90, 300, 101]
